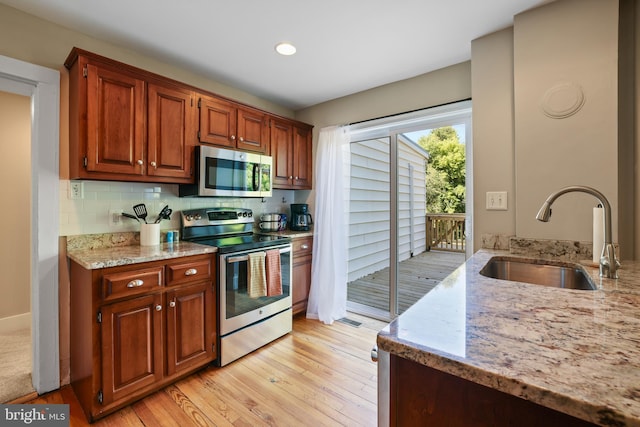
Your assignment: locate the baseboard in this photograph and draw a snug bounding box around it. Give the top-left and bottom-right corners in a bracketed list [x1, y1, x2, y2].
[0, 312, 30, 334]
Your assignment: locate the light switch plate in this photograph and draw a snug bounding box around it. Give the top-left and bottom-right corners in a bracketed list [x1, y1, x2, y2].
[486, 191, 508, 210]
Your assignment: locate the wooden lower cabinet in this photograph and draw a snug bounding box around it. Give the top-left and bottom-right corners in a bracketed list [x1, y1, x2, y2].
[291, 236, 313, 315]
[390, 354, 597, 427]
[70, 254, 216, 422]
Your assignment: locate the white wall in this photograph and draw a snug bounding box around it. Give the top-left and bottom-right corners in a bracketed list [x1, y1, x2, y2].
[471, 28, 516, 250]
[471, 0, 632, 256]
[514, 0, 620, 243]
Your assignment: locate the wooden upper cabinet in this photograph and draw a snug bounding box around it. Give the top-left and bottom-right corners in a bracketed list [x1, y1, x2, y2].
[197, 96, 237, 148]
[236, 106, 269, 153]
[65, 48, 196, 183]
[198, 95, 269, 154]
[270, 117, 313, 189]
[271, 118, 294, 187]
[85, 63, 145, 176]
[292, 125, 312, 189]
[66, 47, 312, 184]
[147, 83, 196, 180]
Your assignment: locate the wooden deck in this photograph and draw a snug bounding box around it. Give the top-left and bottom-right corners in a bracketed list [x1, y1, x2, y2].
[348, 250, 466, 314]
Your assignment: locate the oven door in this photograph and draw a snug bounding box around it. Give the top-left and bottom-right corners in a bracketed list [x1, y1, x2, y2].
[219, 244, 292, 336]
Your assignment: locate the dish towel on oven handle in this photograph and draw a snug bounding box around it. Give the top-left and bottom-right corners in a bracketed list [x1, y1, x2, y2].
[247, 251, 267, 298]
[265, 249, 282, 296]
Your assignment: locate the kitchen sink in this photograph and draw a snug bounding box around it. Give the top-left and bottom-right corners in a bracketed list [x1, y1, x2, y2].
[479, 257, 596, 290]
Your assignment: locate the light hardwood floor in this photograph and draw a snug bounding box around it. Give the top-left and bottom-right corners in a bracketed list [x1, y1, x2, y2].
[26, 313, 388, 426]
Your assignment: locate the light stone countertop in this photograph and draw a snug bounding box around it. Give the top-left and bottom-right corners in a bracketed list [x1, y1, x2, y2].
[67, 241, 217, 270]
[377, 249, 640, 426]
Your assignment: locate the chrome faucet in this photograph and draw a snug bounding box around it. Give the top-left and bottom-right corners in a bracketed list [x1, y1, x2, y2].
[536, 185, 620, 279]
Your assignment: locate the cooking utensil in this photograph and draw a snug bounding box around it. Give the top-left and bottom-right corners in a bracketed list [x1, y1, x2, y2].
[154, 205, 170, 223]
[133, 203, 148, 223]
[121, 212, 140, 222]
[161, 208, 172, 221]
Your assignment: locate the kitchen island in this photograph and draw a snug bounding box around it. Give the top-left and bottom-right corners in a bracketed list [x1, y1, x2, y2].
[377, 249, 640, 426]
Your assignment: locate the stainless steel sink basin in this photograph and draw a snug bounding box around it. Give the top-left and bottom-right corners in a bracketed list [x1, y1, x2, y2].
[479, 257, 596, 290]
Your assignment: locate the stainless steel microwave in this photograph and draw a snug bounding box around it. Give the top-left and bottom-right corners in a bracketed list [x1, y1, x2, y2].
[179, 146, 272, 197]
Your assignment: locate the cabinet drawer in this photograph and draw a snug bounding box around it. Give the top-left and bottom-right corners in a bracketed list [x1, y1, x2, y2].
[166, 257, 212, 286]
[102, 267, 164, 302]
[292, 237, 313, 258]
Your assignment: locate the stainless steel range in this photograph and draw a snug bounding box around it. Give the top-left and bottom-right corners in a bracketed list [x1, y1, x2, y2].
[181, 207, 292, 366]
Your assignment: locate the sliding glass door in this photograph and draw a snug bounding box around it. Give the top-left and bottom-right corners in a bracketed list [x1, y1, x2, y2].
[347, 136, 393, 316]
[346, 101, 471, 321]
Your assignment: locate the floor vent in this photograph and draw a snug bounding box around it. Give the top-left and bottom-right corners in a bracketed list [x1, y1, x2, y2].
[337, 318, 362, 327]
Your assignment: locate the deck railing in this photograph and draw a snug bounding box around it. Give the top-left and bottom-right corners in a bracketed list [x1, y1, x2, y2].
[426, 213, 466, 253]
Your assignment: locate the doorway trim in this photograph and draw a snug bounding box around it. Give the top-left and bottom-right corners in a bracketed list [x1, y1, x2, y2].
[0, 54, 60, 393]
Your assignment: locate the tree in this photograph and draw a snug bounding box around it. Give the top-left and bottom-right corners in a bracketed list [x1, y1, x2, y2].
[418, 126, 465, 213]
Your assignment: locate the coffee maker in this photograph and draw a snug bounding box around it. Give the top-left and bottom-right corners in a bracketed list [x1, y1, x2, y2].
[290, 204, 313, 231]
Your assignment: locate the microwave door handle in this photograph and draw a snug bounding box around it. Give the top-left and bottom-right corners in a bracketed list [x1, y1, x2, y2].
[252, 164, 259, 191]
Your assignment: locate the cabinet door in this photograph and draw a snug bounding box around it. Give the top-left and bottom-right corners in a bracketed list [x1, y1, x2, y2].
[270, 119, 294, 188]
[292, 237, 313, 315]
[292, 255, 312, 315]
[147, 83, 196, 180]
[237, 107, 269, 154]
[166, 282, 215, 376]
[86, 63, 145, 175]
[292, 125, 312, 189]
[101, 293, 163, 405]
[198, 96, 236, 148]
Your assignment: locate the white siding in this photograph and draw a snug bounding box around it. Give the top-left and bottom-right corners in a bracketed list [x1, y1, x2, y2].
[348, 136, 427, 282]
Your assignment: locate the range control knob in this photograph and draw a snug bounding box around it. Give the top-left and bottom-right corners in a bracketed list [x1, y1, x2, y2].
[248, 212, 253, 217]
[185, 215, 193, 221]
[194, 214, 202, 220]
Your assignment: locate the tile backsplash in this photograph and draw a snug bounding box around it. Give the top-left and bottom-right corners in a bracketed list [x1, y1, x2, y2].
[59, 180, 302, 237]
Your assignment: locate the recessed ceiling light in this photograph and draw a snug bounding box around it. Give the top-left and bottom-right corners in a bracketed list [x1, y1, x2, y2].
[275, 42, 296, 56]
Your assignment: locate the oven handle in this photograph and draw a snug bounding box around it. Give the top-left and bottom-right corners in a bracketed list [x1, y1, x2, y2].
[226, 246, 291, 264]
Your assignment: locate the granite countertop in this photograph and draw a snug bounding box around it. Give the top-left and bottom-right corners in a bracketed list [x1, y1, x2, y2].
[67, 241, 217, 270]
[377, 249, 640, 426]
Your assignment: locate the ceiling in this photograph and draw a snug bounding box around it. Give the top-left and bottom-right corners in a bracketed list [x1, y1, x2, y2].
[1, 0, 550, 110]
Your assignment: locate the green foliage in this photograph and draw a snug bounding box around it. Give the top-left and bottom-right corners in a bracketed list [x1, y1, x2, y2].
[418, 126, 465, 213]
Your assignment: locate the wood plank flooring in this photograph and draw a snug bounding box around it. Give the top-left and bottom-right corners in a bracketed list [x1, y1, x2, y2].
[25, 314, 388, 426]
[348, 250, 465, 313]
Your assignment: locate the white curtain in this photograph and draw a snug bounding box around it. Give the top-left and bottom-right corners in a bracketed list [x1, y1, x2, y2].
[306, 125, 351, 324]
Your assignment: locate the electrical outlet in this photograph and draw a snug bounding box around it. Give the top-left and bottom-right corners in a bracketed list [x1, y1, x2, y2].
[109, 209, 122, 226]
[486, 191, 508, 210]
[69, 181, 84, 199]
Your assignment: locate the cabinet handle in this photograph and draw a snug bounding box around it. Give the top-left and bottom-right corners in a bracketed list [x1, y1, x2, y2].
[155, 305, 162, 311]
[150, 161, 157, 168]
[231, 135, 236, 141]
[185, 268, 198, 276]
[295, 176, 299, 180]
[289, 176, 293, 179]
[126, 279, 144, 288]
[301, 244, 309, 250]
[137, 159, 143, 165]
[169, 301, 176, 308]
[239, 136, 244, 142]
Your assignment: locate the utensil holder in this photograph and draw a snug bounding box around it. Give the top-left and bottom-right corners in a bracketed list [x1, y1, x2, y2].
[140, 223, 160, 246]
